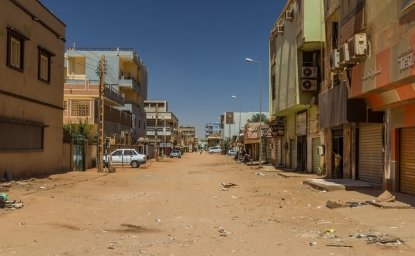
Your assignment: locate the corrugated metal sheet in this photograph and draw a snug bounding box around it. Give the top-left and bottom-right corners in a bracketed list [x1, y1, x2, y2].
[400, 127, 415, 195]
[358, 124, 383, 186]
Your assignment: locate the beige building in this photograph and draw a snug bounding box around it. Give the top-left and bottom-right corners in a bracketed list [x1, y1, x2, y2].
[144, 100, 179, 156]
[0, 0, 66, 178]
[64, 48, 148, 144]
[178, 126, 196, 152]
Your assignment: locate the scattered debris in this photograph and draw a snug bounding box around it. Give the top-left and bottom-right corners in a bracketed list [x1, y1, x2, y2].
[375, 190, 395, 203]
[255, 172, 266, 176]
[215, 226, 231, 237]
[326, 200, 343, 209]
[221, 182, 238, 191]
[326, 244, 353, 248]
[309, 241, 317, 246]
[221, 182, 238, 188]
[350, 232, 403, 245]
[321, 228, 337, 239]
[326, 200, 372, 209]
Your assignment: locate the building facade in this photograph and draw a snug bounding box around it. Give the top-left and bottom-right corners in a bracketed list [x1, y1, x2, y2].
[178, 126, 196, 152]
[205, 122, 221, 139]
[144, 100, 179, 156]
[269, 0, 325, 172]
[0, 0, 66, 177]
[64, 48, 148, 144]
[345, 0, 415, 194]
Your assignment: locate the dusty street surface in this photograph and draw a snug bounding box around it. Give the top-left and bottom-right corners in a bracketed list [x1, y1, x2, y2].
[1, 153, 415, 255]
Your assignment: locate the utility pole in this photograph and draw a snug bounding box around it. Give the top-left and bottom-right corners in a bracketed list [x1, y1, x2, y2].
[97, 55, 106, 172]
[154, 103, 159, 161]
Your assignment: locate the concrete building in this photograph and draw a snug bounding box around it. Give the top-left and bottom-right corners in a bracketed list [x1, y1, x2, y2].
[0, 0, 66, 178]
[64, 48, 148, 144]
[220, 112, 268, 139]
[333, 0, 415, 194]
[205, 122, 221, 139]
[269, 0, 325, 171]
[178, 126, 196, 152]
[144, 100, 179, 156]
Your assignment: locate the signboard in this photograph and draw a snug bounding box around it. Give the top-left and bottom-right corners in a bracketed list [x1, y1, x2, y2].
[159, 143, 172, 148]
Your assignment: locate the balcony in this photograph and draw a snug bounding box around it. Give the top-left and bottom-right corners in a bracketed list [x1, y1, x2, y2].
[64, 79, 124, 107]
[119, 76, 141, 93]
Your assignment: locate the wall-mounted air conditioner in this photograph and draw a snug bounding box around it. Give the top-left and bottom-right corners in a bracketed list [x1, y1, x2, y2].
[285, 9, 294, 21]
[302, 66, 318, 78]
[348, 33, 368, 59]
[330, 49, 340, 71]
[277, 24, 284, 34]
[338, 43, 350, 66]
[301, 79, 318, 91]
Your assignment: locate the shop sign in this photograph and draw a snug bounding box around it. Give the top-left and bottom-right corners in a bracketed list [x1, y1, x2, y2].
[397, 48, 414, 71]
[362, 66, 382, 81]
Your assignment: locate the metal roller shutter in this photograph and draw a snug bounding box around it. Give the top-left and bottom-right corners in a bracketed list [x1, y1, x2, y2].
[358, 124, 383, 186]
[312, 137, 321, 173]
[400, 127, 415, 195]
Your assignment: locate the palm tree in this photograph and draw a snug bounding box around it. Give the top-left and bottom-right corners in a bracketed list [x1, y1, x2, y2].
[248, 113, 268, 123]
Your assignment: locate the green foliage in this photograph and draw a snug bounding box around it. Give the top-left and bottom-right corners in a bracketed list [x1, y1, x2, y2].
[63, 120, 94, 140]
[222, 137, 232, 151]
[248, 113, 269, 123]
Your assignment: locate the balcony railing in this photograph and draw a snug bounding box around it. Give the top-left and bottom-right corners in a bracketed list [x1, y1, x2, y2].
[119, 75, 141, 92]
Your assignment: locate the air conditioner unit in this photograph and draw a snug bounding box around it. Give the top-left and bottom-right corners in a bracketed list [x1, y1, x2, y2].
[348, 33, 368, 59]
[301, 79, 318, 91]
[330, 49, 340, 70]
[302, 66, 318, 78]
[338, 43, 350, 66]
[285, 9, 294, 21]
[277, 24, 284, 34]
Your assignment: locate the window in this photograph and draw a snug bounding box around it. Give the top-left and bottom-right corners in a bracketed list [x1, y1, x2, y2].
[0, 120, 44, 151]
[38, 48, 53, 83]
[271, 74, 276, 100]
[71, 100, 90, 117]
[7, 28, 27, 71]
[63, 101, 67, 110]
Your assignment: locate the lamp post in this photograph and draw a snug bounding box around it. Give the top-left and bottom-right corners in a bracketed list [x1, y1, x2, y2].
[232, 95, 242, 151]
[245, 57, 262, 166]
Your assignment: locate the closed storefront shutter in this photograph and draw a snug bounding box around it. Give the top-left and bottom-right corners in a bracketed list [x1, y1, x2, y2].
[358, 124, 383, 186]
[400, 127, 415, 195]
[312, 137, 321, 174]
[275, 139, 281, 166]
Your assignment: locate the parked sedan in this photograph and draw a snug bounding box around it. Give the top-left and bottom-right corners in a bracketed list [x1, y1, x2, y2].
[103, 149, 146, 168]
[169, 149, 181, 158]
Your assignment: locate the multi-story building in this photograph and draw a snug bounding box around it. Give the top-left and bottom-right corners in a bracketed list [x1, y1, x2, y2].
[0, 0, 66, 178]
[220, 112, 268, 139]
[332, 0, 415, 194]
[64, 48, 148, 144]
[144, 100, 179, 156]
[269, 0, 325, 171]
[178, 126, 196, 152]
[205, 122, 221, 139]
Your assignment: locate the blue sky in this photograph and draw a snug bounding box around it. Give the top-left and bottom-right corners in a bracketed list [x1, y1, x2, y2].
[41, 0, 284, 137]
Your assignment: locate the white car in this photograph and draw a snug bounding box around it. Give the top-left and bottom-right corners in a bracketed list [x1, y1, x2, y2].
[208, 146, 222, 154]
[103, 149, 146, 168]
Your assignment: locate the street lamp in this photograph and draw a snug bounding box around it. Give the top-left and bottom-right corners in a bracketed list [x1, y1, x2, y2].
[245, 57, 263, 166]
[231, 95, 242, 151]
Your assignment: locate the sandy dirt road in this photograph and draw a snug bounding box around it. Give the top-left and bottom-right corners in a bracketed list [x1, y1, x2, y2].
[1, 153, 415, 255]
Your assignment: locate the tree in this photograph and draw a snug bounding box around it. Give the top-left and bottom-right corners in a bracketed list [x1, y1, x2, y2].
[63, 120, 94, 140]
[248, 113, 268, 123]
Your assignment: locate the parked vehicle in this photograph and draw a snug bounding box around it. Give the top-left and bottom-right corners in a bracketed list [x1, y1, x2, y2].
[103, 149, 146, 168]
[208, 146, 222, 154]
[170, 149, 181, 158]
[228, 149, 237, 156]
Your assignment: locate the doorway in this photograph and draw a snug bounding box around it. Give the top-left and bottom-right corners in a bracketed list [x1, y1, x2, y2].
[332, 129, 343, 178]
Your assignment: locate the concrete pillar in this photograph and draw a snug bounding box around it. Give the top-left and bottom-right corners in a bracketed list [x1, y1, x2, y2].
[324, 129, 333, 178]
